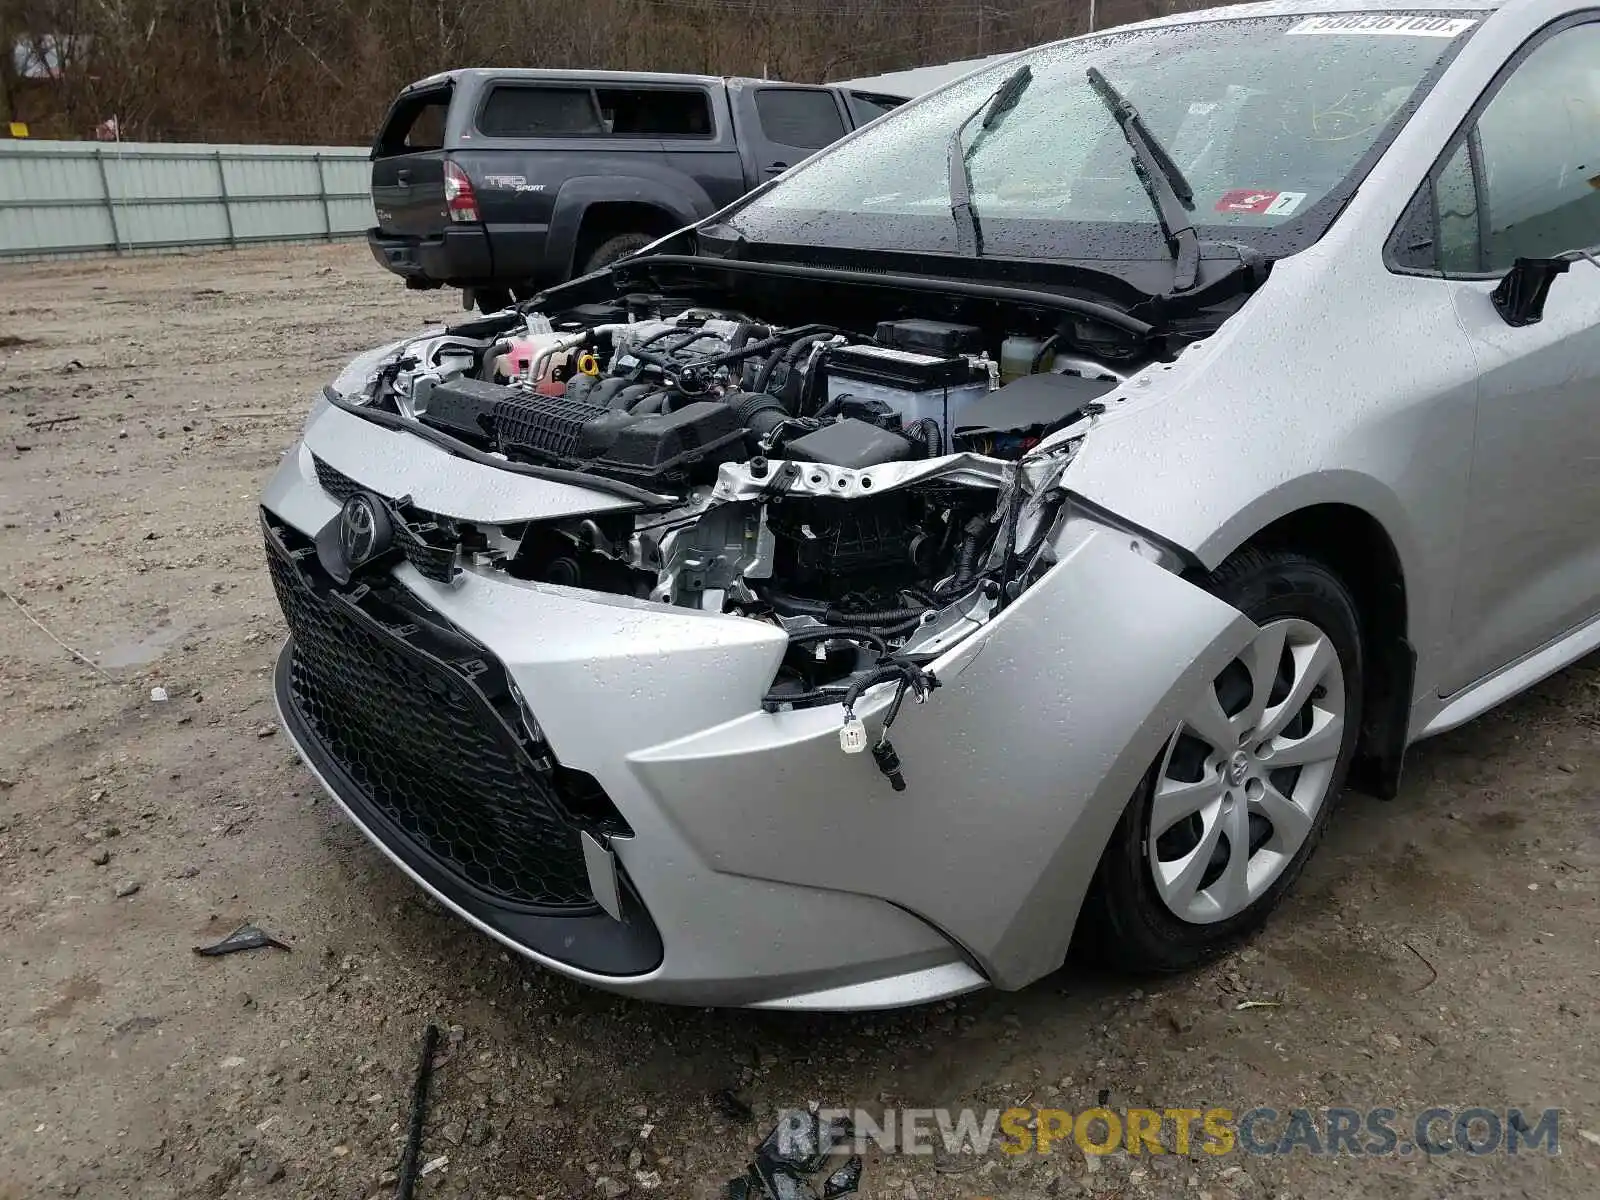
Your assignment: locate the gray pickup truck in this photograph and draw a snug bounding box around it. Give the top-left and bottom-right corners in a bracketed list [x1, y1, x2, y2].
[367, 68, 907, 309]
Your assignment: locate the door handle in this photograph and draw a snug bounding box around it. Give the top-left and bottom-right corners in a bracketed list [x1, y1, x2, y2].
[396, 169, 412, 184]
[764, 162, 788, 175]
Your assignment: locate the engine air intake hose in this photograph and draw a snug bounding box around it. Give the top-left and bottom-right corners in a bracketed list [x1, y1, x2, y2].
[726, 390, 791, 447]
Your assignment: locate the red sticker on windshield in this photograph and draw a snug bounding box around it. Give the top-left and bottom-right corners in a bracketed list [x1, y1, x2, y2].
[1215, 189, 1306, 216]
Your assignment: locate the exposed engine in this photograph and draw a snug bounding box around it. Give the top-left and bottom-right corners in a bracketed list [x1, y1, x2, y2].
[344, 292, 1142, 755]
[380, 298, 1124, 487]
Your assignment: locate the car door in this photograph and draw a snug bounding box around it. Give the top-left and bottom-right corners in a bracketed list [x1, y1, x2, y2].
[729, 83, 850, 182]
[1425, 17, 1600, 695]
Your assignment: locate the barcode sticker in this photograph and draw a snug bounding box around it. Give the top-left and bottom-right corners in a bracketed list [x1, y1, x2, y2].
[1286, 14, 1478, 36]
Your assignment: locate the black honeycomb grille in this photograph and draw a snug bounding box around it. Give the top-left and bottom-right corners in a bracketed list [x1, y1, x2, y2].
[309, 458, 460, 584]
[265, 520, 597, 913]
[312, 455, 362, 501]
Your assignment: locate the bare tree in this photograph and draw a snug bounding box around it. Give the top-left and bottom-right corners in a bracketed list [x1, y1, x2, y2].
[3, 0, 1234, 142]
[0, 0, 17, 125]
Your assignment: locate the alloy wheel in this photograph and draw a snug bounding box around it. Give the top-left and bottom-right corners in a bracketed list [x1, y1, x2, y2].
[1147, 617, 1347, 925]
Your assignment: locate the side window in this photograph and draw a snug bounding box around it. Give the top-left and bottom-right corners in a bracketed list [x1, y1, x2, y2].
[1388, 181, 1438, 272]
[595, 88, 713, 138]
[477, 86, 603, 137]
[754, 88, 847, 149]
[847, 92, 904, 125]
[1474, 24, 1600, 267]
[1436, 138, 1481, 273]
[376, 90, 451, 157]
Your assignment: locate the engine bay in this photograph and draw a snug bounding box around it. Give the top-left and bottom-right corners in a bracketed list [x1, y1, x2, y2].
[333, 283, 1164, 777]
[382, 299, 1125, 485]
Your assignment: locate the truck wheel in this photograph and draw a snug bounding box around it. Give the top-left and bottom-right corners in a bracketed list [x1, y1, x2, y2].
[467, 286, 513, 314]
[580, 232, 653, 276]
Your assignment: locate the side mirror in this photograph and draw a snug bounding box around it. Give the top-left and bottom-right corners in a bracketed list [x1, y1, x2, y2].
[1491, 255, 1573, 327]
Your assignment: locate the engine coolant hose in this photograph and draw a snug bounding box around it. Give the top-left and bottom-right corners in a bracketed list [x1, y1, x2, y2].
[752, 345, 788, 395]
[950, 516, 992, 589]
[752, 331, 836, 407]
[481, 339, 514, 380]
[905, 417, 943, 459]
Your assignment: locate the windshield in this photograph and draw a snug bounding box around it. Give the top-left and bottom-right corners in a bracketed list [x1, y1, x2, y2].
[727, 12, 1480, 264]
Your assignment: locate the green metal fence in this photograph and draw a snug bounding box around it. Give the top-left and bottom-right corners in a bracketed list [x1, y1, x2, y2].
[0, 140, 376, 261]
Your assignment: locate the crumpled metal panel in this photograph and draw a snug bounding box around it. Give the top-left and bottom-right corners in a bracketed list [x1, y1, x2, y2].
[302, 399, 647, 523]
[629, 525, 1256, 988]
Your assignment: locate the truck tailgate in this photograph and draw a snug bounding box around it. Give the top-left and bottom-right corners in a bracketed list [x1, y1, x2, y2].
[370, 85, 452, 238]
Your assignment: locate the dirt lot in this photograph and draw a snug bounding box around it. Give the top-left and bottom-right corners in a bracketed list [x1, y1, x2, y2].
[2, 243, 1598, 1200]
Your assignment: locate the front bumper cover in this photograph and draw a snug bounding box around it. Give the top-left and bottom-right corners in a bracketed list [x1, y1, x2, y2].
[263, 408, 1255, 1008]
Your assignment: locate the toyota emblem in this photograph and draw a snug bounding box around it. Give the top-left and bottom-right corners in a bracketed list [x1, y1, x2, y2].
[339, 494, 381, 567]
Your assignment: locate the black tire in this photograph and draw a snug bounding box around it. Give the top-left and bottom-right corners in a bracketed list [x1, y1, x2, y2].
[579, 232, 653, 276]
[1084, 546, 1364, 973]
[469, 286, 513, 314]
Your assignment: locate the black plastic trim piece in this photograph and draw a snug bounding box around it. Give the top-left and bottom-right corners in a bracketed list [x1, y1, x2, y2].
[322, 386, 676, 506]
[1064, 490, 1206, 576]
[1383, 179, 1440, 277]
[1351, 636, 1417, 801]
[275, 644, 665, 976]
[609, 254, 1156, 338]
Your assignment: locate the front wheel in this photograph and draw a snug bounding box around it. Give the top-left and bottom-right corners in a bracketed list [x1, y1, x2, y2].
[1085, 547, 1364, 972]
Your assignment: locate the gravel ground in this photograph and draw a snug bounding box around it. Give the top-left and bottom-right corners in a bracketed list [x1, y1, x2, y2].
[2, 243, 1598, 1200]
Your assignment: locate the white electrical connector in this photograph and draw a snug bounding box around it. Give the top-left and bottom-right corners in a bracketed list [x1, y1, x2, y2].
[839, 716, 868, 754]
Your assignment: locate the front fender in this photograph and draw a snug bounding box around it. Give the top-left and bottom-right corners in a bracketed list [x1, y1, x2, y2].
[1187, 469, 1422, 582]
[546, 175, 712, 277]
[629, 525, 1257, 989]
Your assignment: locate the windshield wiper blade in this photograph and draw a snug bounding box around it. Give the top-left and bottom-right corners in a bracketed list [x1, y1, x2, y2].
[946, 65, 1033, 258]
[1085, 67, 1201, 292]
[945, 128, 982, 257]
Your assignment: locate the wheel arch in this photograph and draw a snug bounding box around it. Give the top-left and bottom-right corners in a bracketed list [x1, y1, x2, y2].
[1202, 498, 1416, 799]
[545, 176, 709, 280]
[572, 201, 685, 271]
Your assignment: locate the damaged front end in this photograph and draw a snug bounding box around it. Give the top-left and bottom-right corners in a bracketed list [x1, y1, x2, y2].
[264, 258, 1268, 1002]
[312, 276, 1174, 786]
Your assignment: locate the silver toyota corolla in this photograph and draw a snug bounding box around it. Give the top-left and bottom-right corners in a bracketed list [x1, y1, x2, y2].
[263, 0, 1600, 1009]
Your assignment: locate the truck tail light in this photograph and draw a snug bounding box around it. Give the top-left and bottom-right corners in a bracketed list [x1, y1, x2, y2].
[443, 161, 480, 223]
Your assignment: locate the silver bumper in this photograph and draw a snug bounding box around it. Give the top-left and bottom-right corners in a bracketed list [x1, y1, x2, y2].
[264, 414, 1253, 1008]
